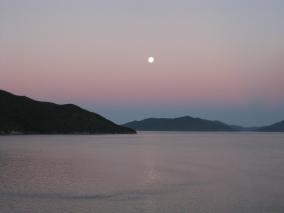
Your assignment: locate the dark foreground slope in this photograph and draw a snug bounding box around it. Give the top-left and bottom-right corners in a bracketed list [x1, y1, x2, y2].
[123, 116, 234, 131]
[257, 121, 284, 132]
[0, 90, 135, 134]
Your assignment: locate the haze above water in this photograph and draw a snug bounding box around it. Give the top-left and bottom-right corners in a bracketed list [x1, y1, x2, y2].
[1, 132, 284, 213]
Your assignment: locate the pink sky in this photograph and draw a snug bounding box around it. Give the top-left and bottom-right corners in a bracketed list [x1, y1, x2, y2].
[1, 0, 284, 125]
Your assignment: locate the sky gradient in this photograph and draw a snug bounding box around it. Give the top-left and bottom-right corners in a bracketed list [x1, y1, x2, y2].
[1, 0, 284, 126]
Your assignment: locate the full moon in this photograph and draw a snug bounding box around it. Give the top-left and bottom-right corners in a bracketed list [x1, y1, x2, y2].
[148, 57, 154, 64]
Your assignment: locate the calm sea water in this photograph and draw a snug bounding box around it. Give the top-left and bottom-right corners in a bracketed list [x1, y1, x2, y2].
[0, 132, 284, 213]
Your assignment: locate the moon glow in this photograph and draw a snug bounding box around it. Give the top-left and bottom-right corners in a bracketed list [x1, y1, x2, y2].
[148, 57, 154, 64]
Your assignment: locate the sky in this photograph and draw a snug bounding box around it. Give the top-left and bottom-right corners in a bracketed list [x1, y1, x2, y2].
[0, 0, 284, 126]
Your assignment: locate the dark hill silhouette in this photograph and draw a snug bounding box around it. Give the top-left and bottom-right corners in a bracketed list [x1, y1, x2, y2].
[123, 116, 234, 131]
[0, 90, 135, 134]
[257, 121, 284, 132]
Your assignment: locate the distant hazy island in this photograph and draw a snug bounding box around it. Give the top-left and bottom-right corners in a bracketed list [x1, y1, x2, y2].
[0, 90, 135, 135]
[123, 117, 234, 131]
[123, 117, 284, 132]
[257, 121, 284, 132]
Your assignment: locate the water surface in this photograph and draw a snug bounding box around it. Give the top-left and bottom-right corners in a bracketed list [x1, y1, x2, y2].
[1, 132, 284, 213]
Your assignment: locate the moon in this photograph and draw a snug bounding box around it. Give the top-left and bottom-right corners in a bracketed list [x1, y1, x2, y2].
[148, 57, 154, 64]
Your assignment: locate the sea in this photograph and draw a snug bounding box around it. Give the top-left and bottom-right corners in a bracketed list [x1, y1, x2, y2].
[0, 132, 284, 213]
